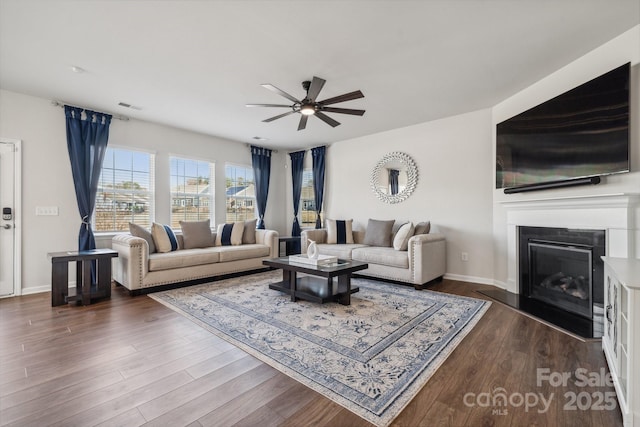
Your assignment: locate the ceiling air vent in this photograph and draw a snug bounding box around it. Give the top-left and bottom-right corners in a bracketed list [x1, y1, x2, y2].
[118, 102, 142, 110]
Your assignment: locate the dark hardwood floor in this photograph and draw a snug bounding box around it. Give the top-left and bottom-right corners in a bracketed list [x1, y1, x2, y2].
[0, 276, 622, 426]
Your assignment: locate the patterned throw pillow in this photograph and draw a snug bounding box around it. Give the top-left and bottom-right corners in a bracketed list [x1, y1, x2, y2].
[326, 219, 354, 244]
[215, 222, 244, 246]
[151, 223, 180, 253]
[129, 222, 156, 253]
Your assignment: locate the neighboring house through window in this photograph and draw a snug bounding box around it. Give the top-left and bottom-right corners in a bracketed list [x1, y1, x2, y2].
[95, 147, 155, 231]
[170, 156, 215, 228]
[225, 163, 255, 222]
[301, 169, 317, 227]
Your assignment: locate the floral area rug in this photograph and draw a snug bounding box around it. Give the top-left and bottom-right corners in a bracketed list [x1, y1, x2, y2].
[149, 270, 490, 426]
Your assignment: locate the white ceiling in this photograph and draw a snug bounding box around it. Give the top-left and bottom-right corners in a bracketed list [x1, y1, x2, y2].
[1, 0, 638, 151]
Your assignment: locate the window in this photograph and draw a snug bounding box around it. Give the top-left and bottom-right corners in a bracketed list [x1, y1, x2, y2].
[225, 164, 255, 222]
[170, 157, 214, 228]
[95, 147, 155, 231]
[301, 169, 317, 227]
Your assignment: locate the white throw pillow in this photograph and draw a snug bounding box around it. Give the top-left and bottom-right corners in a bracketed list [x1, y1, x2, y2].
[393, 222, 415, 251]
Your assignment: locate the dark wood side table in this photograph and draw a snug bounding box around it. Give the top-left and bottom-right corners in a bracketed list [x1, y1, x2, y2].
[48, 249, 118, 306]
[278, 236, 301, 256]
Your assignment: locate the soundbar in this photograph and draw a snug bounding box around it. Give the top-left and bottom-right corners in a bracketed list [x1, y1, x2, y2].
[504, 176, 601, 194]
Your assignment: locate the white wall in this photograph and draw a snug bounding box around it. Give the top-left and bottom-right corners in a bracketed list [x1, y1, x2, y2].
[2, 26, 637, 294]
[295, 109, 495, 284]
[492, 26, 640, 288]
[0, 90, 287, 294]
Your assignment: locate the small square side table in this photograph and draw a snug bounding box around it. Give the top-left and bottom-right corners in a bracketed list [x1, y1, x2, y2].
[48, 249, 118, 306]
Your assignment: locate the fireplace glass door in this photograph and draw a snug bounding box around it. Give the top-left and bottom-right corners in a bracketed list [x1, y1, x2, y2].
[528, 242, 593, 319]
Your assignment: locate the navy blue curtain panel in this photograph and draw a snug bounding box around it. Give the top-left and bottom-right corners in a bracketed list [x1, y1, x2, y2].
[64, 105, 112, 283]
[389, 169, 400, 195]
[289, 150, 305, 236]
[311, 146, 326, 229]
[251, 145, 272, 229]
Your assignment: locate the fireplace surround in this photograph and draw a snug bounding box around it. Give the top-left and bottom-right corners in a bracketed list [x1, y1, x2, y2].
[489, 193, 639, 338]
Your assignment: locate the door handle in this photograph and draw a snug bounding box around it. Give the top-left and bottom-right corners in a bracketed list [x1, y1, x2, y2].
[2, 224, 11, 229]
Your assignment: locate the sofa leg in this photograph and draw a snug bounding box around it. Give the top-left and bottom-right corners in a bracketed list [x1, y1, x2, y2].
[415, 275, 444, 290]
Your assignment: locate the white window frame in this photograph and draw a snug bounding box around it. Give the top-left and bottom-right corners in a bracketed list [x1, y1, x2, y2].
[225, 162, 256, 223]
[300, 168, 317, 227]
[170, 155, 215, 228]
[95, 146, 155, 232]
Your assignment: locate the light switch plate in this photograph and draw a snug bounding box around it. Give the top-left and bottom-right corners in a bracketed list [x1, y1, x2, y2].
[36, 206, 59, 216]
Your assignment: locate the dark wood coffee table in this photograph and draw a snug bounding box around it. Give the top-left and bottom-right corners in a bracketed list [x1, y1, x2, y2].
[263, 257, 368, 305]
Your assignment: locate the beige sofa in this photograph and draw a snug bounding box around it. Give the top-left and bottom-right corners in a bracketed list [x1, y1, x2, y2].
[112, 228, 278, 294]
[301, 222, 445, 289]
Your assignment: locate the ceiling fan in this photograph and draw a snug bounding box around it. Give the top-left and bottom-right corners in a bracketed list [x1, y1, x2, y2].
[246, 76, 365, 131]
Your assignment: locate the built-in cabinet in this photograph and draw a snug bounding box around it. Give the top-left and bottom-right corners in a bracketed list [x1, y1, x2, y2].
[602, 257, 640, 426]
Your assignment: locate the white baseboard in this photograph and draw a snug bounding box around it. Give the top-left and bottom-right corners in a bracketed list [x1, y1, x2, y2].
[21, 282, 77, 296]
[21, 285, 51, 295]
[443, 273, 495, 286]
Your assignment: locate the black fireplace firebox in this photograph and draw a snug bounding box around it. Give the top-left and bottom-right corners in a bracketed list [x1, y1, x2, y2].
[518, 226, 605, 336]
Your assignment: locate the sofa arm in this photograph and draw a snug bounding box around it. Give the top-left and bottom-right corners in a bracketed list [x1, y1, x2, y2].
[111, 234, 148, 290]
[256, 229, 279, 258]
[301, 229, 328, 254]
[408, 233, 446, 284]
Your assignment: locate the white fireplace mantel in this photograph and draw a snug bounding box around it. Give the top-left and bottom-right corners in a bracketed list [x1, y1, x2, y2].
[501, 193, 640, 294]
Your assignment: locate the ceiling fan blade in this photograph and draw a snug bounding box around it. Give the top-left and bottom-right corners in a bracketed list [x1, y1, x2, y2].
[246, 104, 292, 108]
[261, 84, 300, 103]
[263, 110, 297, 123]
[315, 112, 341, 127]
[319, 90, 364, 106]
[306, 76, 326, 102]
[298, 115, 309, 131]
[321, 107, 365, 116]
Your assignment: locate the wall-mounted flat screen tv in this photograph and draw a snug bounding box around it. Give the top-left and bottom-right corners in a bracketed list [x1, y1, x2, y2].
[496, 62, 630, 190]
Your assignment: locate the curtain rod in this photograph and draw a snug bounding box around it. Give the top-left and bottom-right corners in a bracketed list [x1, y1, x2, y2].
[246, 143, 278, 153]
[51, 100, 129, 121]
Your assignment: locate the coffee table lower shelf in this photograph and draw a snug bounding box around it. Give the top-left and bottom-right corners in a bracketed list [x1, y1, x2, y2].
[269, 276, 359, 305]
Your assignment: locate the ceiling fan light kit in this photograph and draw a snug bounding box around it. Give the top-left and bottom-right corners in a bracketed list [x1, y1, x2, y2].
[246, 76, 365, 130]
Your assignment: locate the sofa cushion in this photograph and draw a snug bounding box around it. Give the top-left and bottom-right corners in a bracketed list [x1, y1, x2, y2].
[180, 219, 214, 249]
[326, 219, 354, 244]
[352, 247, 409, 269]
[148, 248, 220, 271]
[129, 223, 156, 253]
[242, 219, 257, 244]
[363, 219, 394, 247]
[393, 222, 415, 251]
[414, 221, 431, 235]
[216, 222, 244, 246]
[216, 244, 270, 262]
[317, 243, 367, 260]
[151, 223, 180, 253]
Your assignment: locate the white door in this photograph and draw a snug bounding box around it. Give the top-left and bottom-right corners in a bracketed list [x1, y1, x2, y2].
[0, 141, 17, 296]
